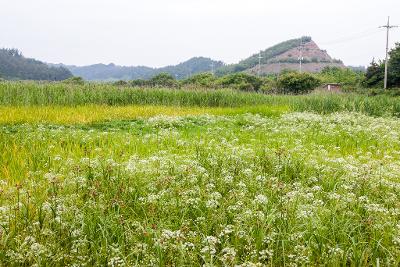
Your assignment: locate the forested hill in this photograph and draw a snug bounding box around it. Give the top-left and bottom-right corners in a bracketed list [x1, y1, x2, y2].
[0, 49, 72, 81]
[65, 57, 224, 81]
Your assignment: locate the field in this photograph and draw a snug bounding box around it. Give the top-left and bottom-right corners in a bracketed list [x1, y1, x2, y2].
[1, 82, 400, 266]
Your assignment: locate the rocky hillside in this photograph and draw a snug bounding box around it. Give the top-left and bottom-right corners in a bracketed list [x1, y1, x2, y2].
[217, 37, 345, 76]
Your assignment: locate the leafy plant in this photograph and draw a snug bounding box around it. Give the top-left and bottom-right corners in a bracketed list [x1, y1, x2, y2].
[181, 73, 216, 88]
[363, 59, 385, 88]
[363, 43, 400, 88]
[388, 42, 400, 87]
[216, 73, 263, 91]
[277, 72, 321, 94]
[62, 76, 85, 85]
[317, 66, 363, 86]
[112, 80, 129, 86]
[149, 73, 178, 88]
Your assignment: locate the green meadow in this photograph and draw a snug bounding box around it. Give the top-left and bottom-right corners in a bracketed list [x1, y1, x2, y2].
[1, 82, 400, 266]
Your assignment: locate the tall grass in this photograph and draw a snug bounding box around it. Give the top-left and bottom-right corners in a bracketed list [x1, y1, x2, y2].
[1, 113, 400, 265]
[1, 81, 400, 117]
[0, 105, 288, 124]
[0, 81, 278, 107]
[290, 92, 400, 117]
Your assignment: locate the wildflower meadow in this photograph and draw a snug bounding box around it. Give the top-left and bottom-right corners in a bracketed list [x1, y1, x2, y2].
[1, 82, 400, 266]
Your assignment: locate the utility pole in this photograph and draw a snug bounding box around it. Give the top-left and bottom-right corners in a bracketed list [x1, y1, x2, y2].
[380, 16, 398, 89]
[298, 38, 304, 73]
[258, 51, 263, 77]
[210, 62, 215, 76]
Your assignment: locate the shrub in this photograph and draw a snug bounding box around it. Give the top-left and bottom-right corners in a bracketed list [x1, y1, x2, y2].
[149, 73, 178, 88]
[277, 72, 321, 94]
[130, 79, 149, 87]
[217, 73, 263, 92]
[318, 67, 364, 86]
[113, 80, 129, 86]
[181, 73, 216, 88]
[62, 76, 85, 85]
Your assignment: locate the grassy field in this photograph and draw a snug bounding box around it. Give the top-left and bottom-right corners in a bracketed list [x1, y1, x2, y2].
[1, 81, 400, 117]
[1, 82, 400, 266]
[0, 105, 288, 124]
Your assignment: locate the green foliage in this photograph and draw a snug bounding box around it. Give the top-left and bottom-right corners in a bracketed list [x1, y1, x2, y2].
[2, 109, 400, 265]
[388, 43, 400, 87]
[112, 80, 129, 86]
[149, 73, 178, 88]
[67, 57, 224, 81]
[0, 48, 72, 81]
[181, 73, 216, 88]
[363, 59, 385, 88]
[62, 76, 85, 85]
[259, 76, 277, 93]
[317, 67, 363, 86]
[277, 72, 321, 94]
[0, 82, 277, 107]
[364, 43, 400, 88]
[130, 79, 148, 87]
[157, 57, 224, 80]
[216, 73, 263, 91]
[2, 82, 400, 117]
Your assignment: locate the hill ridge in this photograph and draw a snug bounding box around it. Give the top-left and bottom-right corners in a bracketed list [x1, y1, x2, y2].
[216, 36, 344, 76]
[0, 48, 72, 81]
[63, 57, 224, 81]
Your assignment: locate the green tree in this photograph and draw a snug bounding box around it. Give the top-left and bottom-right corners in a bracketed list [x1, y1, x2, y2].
[181, 73, 216, 88]
[62, 76, 85, 85]
[388, 42, 400, 87]
[277, 72, 321, 94]
[363, 59, 384, 88]
[317, 67, 363, 86]
[149, 73, 178, 88]
[216, 73, 263, 91]
[130, 79, 149, 87]
[113, 80, 129, 86]
[0, 48, 72, 81]
[364, 44, 400, 88]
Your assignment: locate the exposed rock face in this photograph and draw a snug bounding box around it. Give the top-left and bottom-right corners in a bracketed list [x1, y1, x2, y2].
[272, 40, 333, 63]
[247, 40, 345, 74]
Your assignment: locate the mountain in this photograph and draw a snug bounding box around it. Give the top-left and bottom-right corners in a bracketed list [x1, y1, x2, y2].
[65, 64, 153, 81]
[65, 57, 224, 81]
[0, 38, 346, 81]
[216, 37, 345, 76]
[0, 48, 72, 81]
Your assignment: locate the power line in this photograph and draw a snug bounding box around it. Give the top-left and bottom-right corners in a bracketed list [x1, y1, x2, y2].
[320, 28, 383, 46]
[379, 16, 398, 89]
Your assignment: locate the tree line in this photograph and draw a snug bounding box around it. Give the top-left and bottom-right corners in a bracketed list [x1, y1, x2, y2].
[0, 48, 72, 81]
[364, 43, 400, 88]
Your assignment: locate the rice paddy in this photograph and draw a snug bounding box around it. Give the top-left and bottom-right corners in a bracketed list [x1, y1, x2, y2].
[1, 82, 400, 266]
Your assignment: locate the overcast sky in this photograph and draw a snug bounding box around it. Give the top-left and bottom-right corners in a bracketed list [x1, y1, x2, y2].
[1, 0, 400, 67]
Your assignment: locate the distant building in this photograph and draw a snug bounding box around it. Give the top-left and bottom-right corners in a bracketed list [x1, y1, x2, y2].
[322, 83, 342, 92]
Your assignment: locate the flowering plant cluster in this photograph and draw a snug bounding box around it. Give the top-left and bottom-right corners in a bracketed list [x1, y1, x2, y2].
[1, 112, 400, 266]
